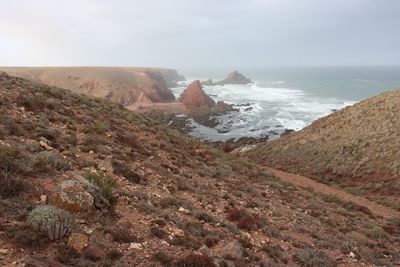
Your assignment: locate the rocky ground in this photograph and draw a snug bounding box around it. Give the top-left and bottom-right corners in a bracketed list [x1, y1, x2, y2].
[244, 89, 400, 212]
[0, 72, 399, 266]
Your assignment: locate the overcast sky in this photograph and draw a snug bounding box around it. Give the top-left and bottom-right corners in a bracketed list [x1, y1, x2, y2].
[0, 0, 399, 68]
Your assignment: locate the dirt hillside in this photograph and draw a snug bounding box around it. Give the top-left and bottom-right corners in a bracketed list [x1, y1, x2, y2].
[245, 89, 400, 211]
[0, 72, 399, 266]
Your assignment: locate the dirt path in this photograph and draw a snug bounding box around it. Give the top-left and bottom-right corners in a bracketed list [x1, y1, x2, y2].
[267, 167, 400, 219]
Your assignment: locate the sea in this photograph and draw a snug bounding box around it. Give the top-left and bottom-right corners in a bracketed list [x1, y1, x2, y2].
[170, 66, 400, 141]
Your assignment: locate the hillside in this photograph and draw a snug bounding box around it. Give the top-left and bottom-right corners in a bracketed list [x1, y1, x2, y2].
[0, 67, 184, 108]
[0, 72, 399, 266]
[245, 89, 400, 211]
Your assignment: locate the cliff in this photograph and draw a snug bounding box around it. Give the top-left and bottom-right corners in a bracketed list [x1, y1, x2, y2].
[0, 67, 184, 106]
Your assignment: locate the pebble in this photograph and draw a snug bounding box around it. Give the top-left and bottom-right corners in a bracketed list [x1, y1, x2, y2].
[39, 140, 52, 151]
[178, 207, 191, 214]
[129, 243, 143, 250]
[0, 249, 8, 254]
[40, 195, 47, 203]
[349, 252, 356, 258]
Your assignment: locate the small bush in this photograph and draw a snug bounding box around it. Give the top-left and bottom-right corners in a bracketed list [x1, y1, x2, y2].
[0, 170, 26, 198]
[106, 225, 137, 243]
[174, 254, 216, 267]
[84, 171, 118, 206]
[34, 127, 60, 142]
[0, 145, 35, 197]
[150, 226, 168, 239]
[85, 121, 110, 134]
[294, 248, 337, 267]
[16, 94, 47, 112]
[226, 208, 262, 230]
[364, 226, 387, 239]
[37, 151, 70, 171]
[0, 115, 25, 136]
[152, 252, 174, 266]
[28, 205, 75, 240]
[2, 224, 49, 248]
[226, 208, 248, 221]
[112, 159, 143, 183]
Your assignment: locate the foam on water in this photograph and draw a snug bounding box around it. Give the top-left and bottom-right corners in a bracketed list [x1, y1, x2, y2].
[171, 80, 355, 141]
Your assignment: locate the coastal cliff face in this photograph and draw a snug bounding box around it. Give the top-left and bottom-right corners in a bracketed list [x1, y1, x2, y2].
[0, 67, 183, 106]
[158, 68, 186, 87]
[180, 80, 215, 110]
[245, 89, 400, 208]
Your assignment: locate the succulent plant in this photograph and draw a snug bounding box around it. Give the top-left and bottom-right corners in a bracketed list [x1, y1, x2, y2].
[28, 205, 75, 240]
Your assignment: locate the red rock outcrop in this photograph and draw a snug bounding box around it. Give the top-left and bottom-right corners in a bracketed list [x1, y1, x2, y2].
[180, 80, 215, 110]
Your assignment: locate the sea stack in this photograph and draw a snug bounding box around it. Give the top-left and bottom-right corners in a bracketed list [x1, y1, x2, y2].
[217, 70, 251, 85]
[201, 78, 214, 86]
[180, 80, 215, 110]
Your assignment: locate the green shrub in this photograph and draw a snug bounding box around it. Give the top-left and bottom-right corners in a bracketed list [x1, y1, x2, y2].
[84, 172, 117, 206]
[364, 226, 387, 239]
[295, 248, 337, 267]
[112, 159, 143, 183]
[0, 145, 35, 197]
[0, 115, 25, 136]
[174, 254, 216, 267]
[37, 151, 70, 171]
[16, 94, 47, 112]
[28, 205, 75, 240]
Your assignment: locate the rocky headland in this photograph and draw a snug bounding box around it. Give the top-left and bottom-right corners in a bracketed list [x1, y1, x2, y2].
[0, 67, 185, 108]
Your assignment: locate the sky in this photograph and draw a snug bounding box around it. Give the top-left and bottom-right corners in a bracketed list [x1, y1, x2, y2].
[0, 0, 399, 69]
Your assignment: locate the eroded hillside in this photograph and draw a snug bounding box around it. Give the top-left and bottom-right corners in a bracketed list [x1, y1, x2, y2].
[0, 72, 399, 266]
[245, 89, 400, 211]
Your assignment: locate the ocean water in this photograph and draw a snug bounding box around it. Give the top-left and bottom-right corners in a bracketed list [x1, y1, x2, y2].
[171, 66, 400, 141]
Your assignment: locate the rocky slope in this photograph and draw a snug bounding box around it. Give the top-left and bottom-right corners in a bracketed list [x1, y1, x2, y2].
[0, 72, 399, 266]
[245, 89, 400, 210]
[0, 67, 184, 107]
[216, 71, 251, 85]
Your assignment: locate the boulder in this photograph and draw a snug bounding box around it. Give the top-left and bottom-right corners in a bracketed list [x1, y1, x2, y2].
[212, 101, 235, 115]
[180, 80, 215, 110]
[217, 71, 251, 85]
[52, 180, 94, 212]
[67, 233, 89, 253]
[51, 174, 111, 212]
[220, 240, 244, 260]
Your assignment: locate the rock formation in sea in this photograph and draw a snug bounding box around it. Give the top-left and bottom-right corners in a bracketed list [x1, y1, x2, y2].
[216, 70, 251, 85]
[179, 80, 215, 110]
[201, 78, 214, 86]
